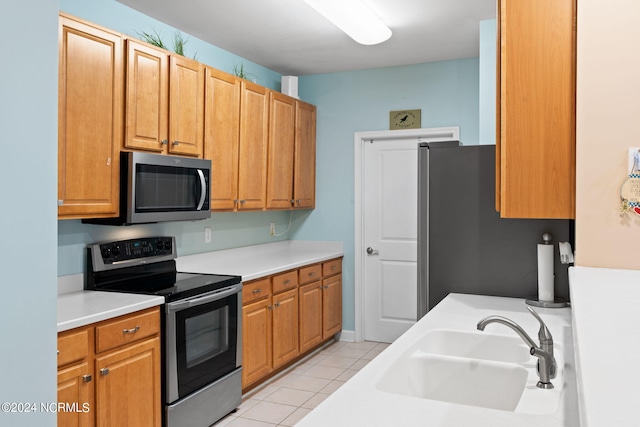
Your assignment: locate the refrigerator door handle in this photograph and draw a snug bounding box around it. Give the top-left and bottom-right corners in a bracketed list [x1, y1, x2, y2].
[366, 247, 379, 255]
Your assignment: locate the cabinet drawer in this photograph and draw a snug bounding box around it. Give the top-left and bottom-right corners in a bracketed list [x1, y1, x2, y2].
[95, 309, 160, 354]
[272, 270, 298, 294]
[299, 264, 322, 285]
[58, 328, 90, 367]
[243, 278, 271, 304]
[322, 258, 342, 277]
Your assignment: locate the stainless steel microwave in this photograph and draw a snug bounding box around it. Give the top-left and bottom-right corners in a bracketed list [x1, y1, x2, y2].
[86, 151, 211, 225]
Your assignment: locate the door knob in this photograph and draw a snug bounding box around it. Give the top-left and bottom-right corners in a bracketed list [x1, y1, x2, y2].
[366, 247, 379, 255]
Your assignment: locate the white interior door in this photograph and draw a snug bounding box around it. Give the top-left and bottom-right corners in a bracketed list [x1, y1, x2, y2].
[363, 138, 418, 343]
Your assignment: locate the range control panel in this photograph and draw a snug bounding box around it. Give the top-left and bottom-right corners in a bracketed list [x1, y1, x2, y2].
[90, 236, 176, 269]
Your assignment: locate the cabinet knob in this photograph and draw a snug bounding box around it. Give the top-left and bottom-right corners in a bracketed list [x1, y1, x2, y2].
[252, 289, 261, 294]
[100, 368, 109, 376]
[274, 302, 280, 308]
[161, 139, 168, 145]
[82, 374, 92, 383]
[172, 140, 180, 146]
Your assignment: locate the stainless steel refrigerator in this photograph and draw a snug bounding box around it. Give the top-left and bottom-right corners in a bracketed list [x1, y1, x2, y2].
[417, 142, 571, 318]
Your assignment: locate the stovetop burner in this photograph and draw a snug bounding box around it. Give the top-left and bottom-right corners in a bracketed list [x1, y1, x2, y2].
[85, 236, 241, 302]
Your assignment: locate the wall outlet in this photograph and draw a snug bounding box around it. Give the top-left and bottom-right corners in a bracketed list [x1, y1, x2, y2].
[204, 227, 212, 243]
[269, 222, 276, 236]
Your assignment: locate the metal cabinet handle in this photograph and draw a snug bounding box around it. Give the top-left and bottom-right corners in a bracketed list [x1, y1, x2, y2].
[308, 272, 316, 277]
[252, 289, 261, 294]
[283, 279, 290, 285]
[82, 374, 92, 383]
[100, 368, 109, 376]
[161, 139, 168, 145]
[274, 302, 280, 308]
[123, 326, 140, 334]
[172, 140, 180, 146]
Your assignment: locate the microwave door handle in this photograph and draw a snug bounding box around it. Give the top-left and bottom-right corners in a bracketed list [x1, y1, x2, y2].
[196, 169, 206, 210]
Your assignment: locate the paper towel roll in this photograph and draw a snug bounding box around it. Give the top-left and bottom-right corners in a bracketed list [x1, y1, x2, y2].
[537, 244, 554, 301]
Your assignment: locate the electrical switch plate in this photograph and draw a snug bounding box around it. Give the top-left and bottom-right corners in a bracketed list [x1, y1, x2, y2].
[205, 227, 211, 243]
[270, 222, 276, 236]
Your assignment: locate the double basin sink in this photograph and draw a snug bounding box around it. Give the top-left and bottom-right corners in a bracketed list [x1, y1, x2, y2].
[376, 328, 564, 414]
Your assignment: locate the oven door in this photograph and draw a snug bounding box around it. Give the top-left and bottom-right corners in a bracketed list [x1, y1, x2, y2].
[165, 283, 242, 403]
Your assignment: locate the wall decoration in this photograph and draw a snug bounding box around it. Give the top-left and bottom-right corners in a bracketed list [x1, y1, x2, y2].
[390, 109, 421, 130]
[619, 147, 640, 216]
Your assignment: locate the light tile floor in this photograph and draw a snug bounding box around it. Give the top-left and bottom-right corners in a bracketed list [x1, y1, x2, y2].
[214, 340, 389, 427]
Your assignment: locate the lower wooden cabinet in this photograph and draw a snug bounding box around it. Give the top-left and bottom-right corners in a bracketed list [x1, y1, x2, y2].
[242, 297, 273, 387]
[57, 307, 161, 427]
[95, 338, 161, 427]
[242, 257, 342, 390]
[272, 288, 299, 369]
[57, 362, 93, 427]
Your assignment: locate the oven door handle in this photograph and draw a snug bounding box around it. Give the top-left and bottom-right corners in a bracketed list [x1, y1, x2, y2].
[166, 284, 241, 313]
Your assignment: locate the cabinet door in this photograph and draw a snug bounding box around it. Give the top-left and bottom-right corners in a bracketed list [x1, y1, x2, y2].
[294, 101, 317, 209]
[95, 338, 161, 427]
[272, 288, 299, 369]
[125, 40, 169, 153]
[58, 362, 93, 427]
[497, 0, 576, 218]
[169, 55, 204, 157]
[266, 92, 296, 209]
[204, 68, 241, 211]
[242, 298, 273, 388]
[322, 275, 342, 340]
[238, 81, 269, 210]
[299, 281, 323, 353]
[58, 15, 122, 219]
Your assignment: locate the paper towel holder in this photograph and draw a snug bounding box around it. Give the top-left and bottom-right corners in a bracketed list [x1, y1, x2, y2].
[526, 232, 569, 308]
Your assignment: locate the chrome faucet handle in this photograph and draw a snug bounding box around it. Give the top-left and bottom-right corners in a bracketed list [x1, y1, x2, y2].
[526, 306, 556, 379]
[526, 306, 553, 351]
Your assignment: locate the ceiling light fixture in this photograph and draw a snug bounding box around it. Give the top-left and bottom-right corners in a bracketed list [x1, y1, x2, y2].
[303, 0, 392, 46]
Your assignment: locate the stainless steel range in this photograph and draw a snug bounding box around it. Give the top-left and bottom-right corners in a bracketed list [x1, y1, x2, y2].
[85, 236, 242, 427]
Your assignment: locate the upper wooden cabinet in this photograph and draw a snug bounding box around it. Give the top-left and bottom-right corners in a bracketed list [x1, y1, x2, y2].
[294, 100, 317, 209]
[125, 40, 204, 157]
[169, 55, 204, 157]
[124, 40, 168, 153]
[266, 95, 317, 210]
[496, 0, 576, 219]
[204, 68, 241, 210]
[58, 14, 122, 219]
[237, 81, 270, 210]
[267, 92, 297, 209]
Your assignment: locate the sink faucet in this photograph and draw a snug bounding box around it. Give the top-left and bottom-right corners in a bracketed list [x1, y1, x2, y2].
[477, 307, 556, 389]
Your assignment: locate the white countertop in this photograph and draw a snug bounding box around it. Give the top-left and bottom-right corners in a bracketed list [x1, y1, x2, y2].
[57, 240, 343, 332]
[569, 266, 640, 427]
[297, 294, 578, 427]
[57, 291, 164, 332]
[176, 240, 343, 281]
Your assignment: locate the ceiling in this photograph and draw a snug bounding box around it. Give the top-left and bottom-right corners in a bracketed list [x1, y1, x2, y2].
[116, 0, 496, 76]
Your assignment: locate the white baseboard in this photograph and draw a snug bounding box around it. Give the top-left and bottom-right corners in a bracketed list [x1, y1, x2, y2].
[338, 330, 356, 342]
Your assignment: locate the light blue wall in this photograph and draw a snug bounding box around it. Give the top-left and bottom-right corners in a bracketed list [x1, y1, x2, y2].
[0, 1, 58, 424]
[479, 19, 497, 145]
[294, 59, 480, 330]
